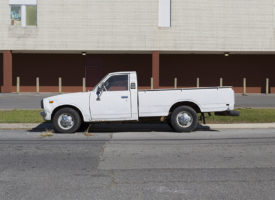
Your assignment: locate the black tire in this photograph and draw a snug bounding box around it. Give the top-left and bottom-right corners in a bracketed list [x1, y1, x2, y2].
[167, 119, 175, 131]
[78, 122, 91, 132]
[170, 106, 198, 132]
[52, 107, 81, 133]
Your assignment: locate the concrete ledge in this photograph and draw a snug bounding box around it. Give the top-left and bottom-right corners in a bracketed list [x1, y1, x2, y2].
[209, 123, 275, 129]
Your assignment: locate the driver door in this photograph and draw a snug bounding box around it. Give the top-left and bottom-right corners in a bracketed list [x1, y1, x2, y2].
[90, 74, 132, 120]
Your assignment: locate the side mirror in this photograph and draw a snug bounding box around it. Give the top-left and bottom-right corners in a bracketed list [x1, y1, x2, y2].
[96, 86, 101, 96]
[96, 83, 104, 101]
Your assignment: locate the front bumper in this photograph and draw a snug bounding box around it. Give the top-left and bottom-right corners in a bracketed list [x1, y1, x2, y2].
[40, 111, 51, 121]
[41, 99, 44, 109]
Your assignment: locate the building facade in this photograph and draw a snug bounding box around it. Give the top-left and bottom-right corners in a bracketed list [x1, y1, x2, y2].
[1, 0, 275, 93]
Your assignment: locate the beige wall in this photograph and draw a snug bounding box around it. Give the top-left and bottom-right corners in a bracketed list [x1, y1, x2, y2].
[0, 0, 274, 51]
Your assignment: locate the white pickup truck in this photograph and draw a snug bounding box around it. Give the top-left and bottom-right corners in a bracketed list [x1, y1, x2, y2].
[41, 71, 239, 133]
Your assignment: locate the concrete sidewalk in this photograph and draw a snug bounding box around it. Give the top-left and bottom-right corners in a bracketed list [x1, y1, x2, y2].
[0, 122, 274, 131]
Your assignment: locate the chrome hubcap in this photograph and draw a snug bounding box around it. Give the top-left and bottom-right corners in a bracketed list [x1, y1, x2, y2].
[176, 111, 193, 128]
[58, 114, 74, 130]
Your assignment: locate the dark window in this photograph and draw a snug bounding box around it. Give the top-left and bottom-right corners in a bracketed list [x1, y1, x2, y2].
[10, 5, 21, 26]
[105, 75, 128, 91]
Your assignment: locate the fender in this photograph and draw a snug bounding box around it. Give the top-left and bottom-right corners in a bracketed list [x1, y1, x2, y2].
[51, 103, 90, 122]
[169, 99, 202, 114]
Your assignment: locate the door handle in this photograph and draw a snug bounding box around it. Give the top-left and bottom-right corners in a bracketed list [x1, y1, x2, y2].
[121, 96, 128, 99]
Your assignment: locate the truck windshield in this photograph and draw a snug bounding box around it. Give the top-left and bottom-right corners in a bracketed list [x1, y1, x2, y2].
[93, 74, 108, 91]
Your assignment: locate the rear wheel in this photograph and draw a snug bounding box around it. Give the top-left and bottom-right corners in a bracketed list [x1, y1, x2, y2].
[52, 107, 81, 133]
[167, 119, 175, 131]
[170, 106, 198, 132]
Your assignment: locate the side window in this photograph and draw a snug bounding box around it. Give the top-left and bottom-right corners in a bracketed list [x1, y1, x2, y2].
[105, 75, 128, 91]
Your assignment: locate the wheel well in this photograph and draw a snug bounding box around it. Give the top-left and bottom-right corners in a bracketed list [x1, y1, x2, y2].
[169, 101, 201, 114]
[51, 105, 84, 122]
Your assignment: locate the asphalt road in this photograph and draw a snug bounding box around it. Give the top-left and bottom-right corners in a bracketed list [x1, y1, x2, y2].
[0, 93, 275, 109]
[0, 128, 275, 200]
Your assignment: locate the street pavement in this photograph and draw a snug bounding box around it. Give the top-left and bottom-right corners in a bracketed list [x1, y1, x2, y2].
[0, 93, 275, 109]
[0, 93, 53, 110]
[0, 128, 275, 200]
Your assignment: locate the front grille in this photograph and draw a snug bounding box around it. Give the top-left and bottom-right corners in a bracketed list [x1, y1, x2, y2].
[41, 99, 44, 109]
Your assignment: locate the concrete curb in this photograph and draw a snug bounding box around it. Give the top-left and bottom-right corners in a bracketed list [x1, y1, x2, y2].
[209, 123, 275, 129]
[0, 123, 274, 130]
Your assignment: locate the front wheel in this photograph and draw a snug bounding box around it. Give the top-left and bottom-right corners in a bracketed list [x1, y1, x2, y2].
[170, 106, 198, 132]
[52, 107, 81, 133]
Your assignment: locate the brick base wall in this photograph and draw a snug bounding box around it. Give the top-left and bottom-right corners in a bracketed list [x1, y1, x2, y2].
[160, 54, 275, 93]
[3, 53, 275, 93]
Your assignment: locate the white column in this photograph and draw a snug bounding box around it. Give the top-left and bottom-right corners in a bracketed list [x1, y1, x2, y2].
[83, 78, 86, 92]
[59, 77, 62, 93]
[243, 78, 246, 95]
[16, 76, 20, 93]
[196, 78, 200, 88]
[21, 5, 26, 27]
[266, 78, 269, 95]
[36, 77, 39, 93]
[220, 78, 223, 87]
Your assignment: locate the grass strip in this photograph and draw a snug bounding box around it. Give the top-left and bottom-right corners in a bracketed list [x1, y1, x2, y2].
[0, 108, 274, 124]
[0, 110, 43, 123]
[205, 108, 275, 123]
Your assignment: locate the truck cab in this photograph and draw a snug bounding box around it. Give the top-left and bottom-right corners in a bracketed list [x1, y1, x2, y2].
[90, 71, 138, 121]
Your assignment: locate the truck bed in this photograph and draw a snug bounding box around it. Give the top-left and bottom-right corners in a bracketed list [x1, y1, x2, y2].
[138, 87, 234, 117]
